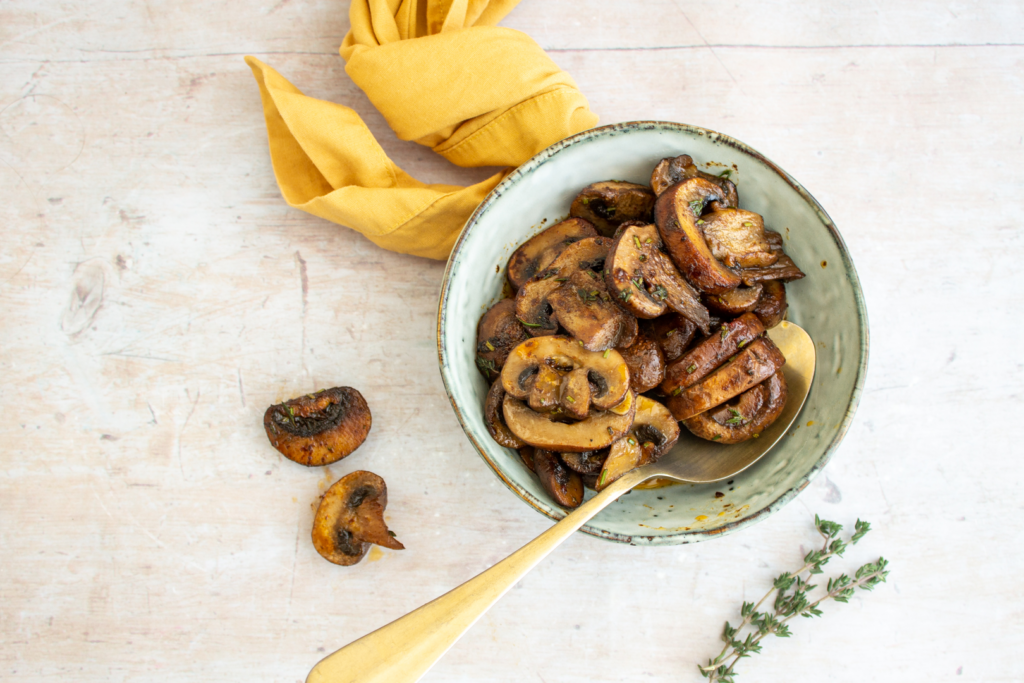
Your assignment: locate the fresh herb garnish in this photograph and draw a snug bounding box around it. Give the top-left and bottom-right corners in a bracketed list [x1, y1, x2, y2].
[718, 169, 732, 179]
[712, 434, 722, 440]
[738, 339, 747, 348]
[599, 470, 608, 486]
[634, 235, 642, 250]
[652, 285, 668, 300]
[721, 326, 730, 340]
[485, 341, 495, 351]
[475, 357, 498, 374]
[619, 289, 632, 303]
[689, 199, 705, 216]
[671, 387, 683, 396]
[603, 349, 610, 358]
[565, 395, 575, 403]
[517, 318, 544, 328]
[687, 364, 697, 374]
[726, 416, 744, 425]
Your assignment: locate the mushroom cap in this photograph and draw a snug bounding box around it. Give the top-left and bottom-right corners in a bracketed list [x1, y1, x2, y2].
[534, 449, 584, 508]
[683, 369, 788, 443]
[654, 177, 743, 294]
[311, 471, 404, 566]
[604, 222, 710, 332]
[263, 387, 372, 467]
[617, 332, 666, 395]
[502, 391, 637, 452]
[569, 181, 656, 237]
[546, 270, 639, 351]
[752, 280, 788, 329]
[475, 299, 530, 382]
[700, 208, 777, 269]
[704, 284, 763, 317]
[506, 218, 598, 290]
[650, 155, 739, 210]
[500, 336, 630, 411]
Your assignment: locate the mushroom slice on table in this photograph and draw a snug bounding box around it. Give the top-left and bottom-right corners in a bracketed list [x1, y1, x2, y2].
[501, 335, 631, 414]
[596, 395, 680, 489]
[516, 236, 613, 336]
[264, 387, 372, 467]
[655, 177, 743, 294]
[569, 181, 656, 237]
[533, 449, 585, 508]
[311, 471, 404, 566]
[617, 331, 666, 394]
[650, 155, 739, 210]
[704, 284, 763, 317]
[502, 392, 637, 452]
[506, 218, 598, 290]
[699, 208, 777, 269]
[738, 230, 806, 285]
[661, 312, 766, 397]
[604, 222, 711, 331]
[560, 449, 607, 475]
[640, 313, 698, 362]
[665, 336, 786, 421]
[547, 270, 638, 351]
[484, 378, 525, 449]
[683, 369, 788, 444]
[752, 280, 788, 329]
[475, 299, 530, 381]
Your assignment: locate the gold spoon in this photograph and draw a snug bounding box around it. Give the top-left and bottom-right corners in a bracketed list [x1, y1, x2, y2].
[307, 321, 815, 683]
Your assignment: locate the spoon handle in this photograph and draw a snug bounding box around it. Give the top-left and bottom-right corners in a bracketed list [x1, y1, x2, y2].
[306, 468, 649, 683]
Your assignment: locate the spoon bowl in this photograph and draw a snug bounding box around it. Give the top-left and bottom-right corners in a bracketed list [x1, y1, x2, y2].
[308, 323, 815, 683]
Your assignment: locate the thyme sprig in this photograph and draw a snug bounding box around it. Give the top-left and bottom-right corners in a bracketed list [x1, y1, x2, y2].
[699, 515, 889, 683]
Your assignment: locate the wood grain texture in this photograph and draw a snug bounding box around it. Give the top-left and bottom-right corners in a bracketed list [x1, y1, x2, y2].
[1, 1, 1021, 681]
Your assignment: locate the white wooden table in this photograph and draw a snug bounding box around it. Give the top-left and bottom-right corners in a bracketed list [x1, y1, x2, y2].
[2, 1, 1021, 681]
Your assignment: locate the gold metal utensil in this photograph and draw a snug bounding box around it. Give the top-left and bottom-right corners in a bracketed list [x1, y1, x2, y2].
[307, 321, 815, 683]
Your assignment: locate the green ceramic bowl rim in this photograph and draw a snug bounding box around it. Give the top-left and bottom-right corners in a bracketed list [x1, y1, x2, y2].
[437, 121, 869, 544]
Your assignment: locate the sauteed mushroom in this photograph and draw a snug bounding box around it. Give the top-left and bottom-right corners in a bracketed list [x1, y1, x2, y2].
[752, 280, 787, 329]
[534, 449, 585, 508]
[650, 155, 739, 210]
[617, 332, 666, 394]
[547, 270, 639, 351]
[654, 177, 743, 294]
[683, 370, 788, 443]
[704, 284, 763, 317]
[311, 471, 403, 566]
[476, 299, 530, 381]
[502, 391, 636, 452]
[699, 208, 777, 269]
[264, 387, 371, 467]
[484, 379, 525, 449]
[738, 231, 806, 285]
[604, 222, 711, 332]
[560, 449, 607, 475]
[596, 396, 679, 489]
[569, 181, 656, 236]
[507, 218, 598, 290]
[641, 313, 698, 362]
[519, 445, 537, 472]
[661, 313, 766, 397]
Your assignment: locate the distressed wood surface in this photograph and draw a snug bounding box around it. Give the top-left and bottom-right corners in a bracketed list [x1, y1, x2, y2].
[1, 1, 1021, 681]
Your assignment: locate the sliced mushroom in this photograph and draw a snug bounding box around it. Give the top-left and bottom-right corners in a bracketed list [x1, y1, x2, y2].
[738, 230, 806, 285]
[560, 368, 592, 420]
[699, 208, 777, 269]
[665, 337, 786, 420]
[617, 332, 666, 394]
[515, 237, 613, 336]
[654, 177, 743, 294]
[502, 393, 636, 452]
[703, 284, 763, 317]
[569, 181, 656, 237]
[476, 299, 530, 381]
[595, 437, 641, 491]
[534, 449, 585, 508]
[507, 218, 598, 290]
[753, 280, 787, 329]
[264, 387, 372, 467]
[560, 449, 607, 475]
[311, 471, 403, 566]
[650, 155, 739, 210]
[501, 336, 630, 413]
[484, 378, 525, 449]
[683, 370, 788, 443]
[519, 445, 537, 472]
[661, 312, 766, 397]
[596, 395, 681, 489]
[547, 270, 639, 351]
[604, 223, 711, 332]
[640, 313, 698, 362]
[528, 364, 562, 413]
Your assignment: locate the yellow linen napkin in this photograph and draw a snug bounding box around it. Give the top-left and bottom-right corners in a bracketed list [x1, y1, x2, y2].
[246, 0, 598, 260]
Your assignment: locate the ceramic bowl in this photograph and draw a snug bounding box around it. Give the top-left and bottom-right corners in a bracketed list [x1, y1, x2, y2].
[437, 122, 867, 545]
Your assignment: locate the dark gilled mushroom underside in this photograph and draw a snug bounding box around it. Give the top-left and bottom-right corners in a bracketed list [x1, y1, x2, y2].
[311, 471, 404, 566]
[264, 387, 372, 467]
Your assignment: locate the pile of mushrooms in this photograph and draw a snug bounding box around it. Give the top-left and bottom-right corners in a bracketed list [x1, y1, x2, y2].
[476, 156, 805, 508]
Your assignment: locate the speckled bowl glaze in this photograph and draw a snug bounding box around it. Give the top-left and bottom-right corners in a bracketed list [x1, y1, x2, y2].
[437, 122, 868, 545]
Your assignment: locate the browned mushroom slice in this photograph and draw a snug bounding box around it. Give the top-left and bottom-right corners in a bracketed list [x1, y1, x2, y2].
[640, 313, 698, 362]
[264, 387, 372, 467]
[665, 337, 786, 420]
[528, 364, 562, 413]
[534, 449, 585, 508]
[519, 445, 537, 473]
[476, 299, 530, 381]
[547, 270, 638, 351]
[503, 392, 636, 452]
[604, 223, 711, 332]
[617, 332, 666, 394]
[506, 218, 599, 290]
[655, 177, 742, 294]
[661, 312, 766, 397]
[484, 378, 525, 449]
[311, 471, 403, 566]
[683, 370, 788, 443]
[596, 396, 680, 488]
[699, 209, 777, 269]
[560, 368, 592, 420]
[703, 284, 763, 317]
[753, 280, 787, 329]
[595, 437, 641, 491]
[501, 336, 630, 411]
[560, 449, 607, 475]
[569, 181, 656, 237]
[738, 230, 806, 285]
[515, 237, 613, 336]
[651, 155, 739, 210]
